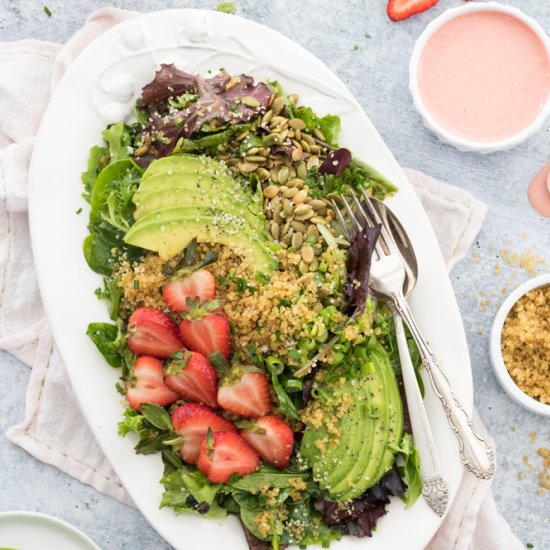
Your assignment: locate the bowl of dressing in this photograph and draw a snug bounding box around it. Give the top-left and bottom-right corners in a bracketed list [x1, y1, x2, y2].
[409, 2, 550, 153]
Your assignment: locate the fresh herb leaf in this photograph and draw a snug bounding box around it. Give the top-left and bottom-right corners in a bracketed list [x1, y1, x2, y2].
[102, 123, 132, 163]
[140, 403, 173, 431]
[43, 5, 52, 17]
[86, 322, 124, 368]
[278, 298, 292, 308]
[81, 145, 108, 203]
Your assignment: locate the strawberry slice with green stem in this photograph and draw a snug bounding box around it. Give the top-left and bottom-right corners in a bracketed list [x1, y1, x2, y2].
[126, 356, 179, 412]
[164, 350, 218, 408]
[179, 299, 231, 359]
[197, 429, 260, 483]
[210, 351, 271, 419]
[127, 307, 184, 359]
[162, 241, 218, 314]
[240, 415, 295, 469]
[171, 403, 237, 464]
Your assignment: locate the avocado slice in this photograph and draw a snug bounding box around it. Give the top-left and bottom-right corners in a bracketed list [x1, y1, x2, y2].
[141, 154, 235, 182]
[134, 186, 266, 237]
[124, 206, 277, 273]
[329, 349, 403, 500]
[300, 346, 403, 502]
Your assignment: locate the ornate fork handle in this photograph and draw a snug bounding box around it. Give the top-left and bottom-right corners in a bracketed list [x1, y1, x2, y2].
[392, 292, 496, 480]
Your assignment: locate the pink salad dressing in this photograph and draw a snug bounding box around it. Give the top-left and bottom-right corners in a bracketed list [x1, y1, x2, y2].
[418, 11, 550, 143]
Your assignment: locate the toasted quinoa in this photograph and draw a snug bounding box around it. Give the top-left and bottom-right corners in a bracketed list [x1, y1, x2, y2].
[115, 243, 347, 363]
[501, 285, 550, 404]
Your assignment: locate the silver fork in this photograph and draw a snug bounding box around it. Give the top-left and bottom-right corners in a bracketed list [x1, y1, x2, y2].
[332, 193, 448, 516]
[333, 190, 495, 482]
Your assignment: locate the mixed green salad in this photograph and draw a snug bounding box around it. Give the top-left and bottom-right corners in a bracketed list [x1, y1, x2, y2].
[83, 64, 423, 549]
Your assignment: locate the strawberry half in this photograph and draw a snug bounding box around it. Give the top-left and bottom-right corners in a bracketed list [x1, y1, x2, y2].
[172, 403, 237, 464]
[126, 356, 179, 412]
[179, 301, 230, 359]
[163, 269, 216, 314]
[164, 351, 218, 408]
[387, 0, 439, 21]
[240, 416, 294, 469]
[197, 430, 260, 483]
[127, 307, 184, 359]
[218, 369, 271, 419]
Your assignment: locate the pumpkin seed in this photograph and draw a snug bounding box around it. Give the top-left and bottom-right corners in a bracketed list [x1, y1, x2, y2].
[261, 110, 273, 125]
[291, 232, 304, 249]
[288, 94, 299, 104]
[309, 199, 327, 211]
[283, 233, 294, 246]
[270, 222, 280, 241]
[283, 187, 299, 199]
[301, 244, 315, 263]
[270, 167, 280, 182]
[279, 129, 289, 142]
[309, 258, 320, 271]
[236, 130, 249, 141]
[134, 144, 149, 157]
[257, 167, 271, 180]
[282, 199, 294, 217]
[263, 185, 280, 199]
[242, 96, 260, 108]
[313, 128, 326, 141]
[240, 162, 259, 174]
[294, 210, 315, 222]
[310, 216, 327, 224]
[292, 189, 309, 204]
[292, 146, 303, 162]
[288, 178, 304, 188]
[296, 163, 308, 179]
[310, 144, 321, 155]
[306, 156, 320, 170]
[278, 165, 290, 184]
[272, 96, 285, 115]
[271, 115, 287, 126]
[247, 147, 260, 155]
[289, 118, 306, 130]
[245, 155, 267, 163]
[290, 220, 307, 233]
[300, 139, 311, 153]
[307, 225, 320, 238]
[295, 129, 302, 141]
[313, 244, 323, 256]
[273, 204, 283, 224]
[224, 158, 240, 167]
[299, 260, 309, 274]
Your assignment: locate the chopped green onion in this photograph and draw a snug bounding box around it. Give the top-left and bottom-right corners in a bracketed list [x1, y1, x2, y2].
[216, 2, 236, 14]
[43, 5, 52, 17]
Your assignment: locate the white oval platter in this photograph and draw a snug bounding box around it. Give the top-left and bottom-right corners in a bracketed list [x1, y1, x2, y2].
[28, 9, 472, 550]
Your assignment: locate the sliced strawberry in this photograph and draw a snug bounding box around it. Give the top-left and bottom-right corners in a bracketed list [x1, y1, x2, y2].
[164, 351, 218, 408]
[240, 416, 294, 469]
[172, 403, 237, 464]
[387, 0, 439, 21]
[163, 270, 216, 314]
[218, 370, 271, 419]
[126, 356, 179, 412]
[179, 303, 230, 359]
[127, 307, 184, 359]
[197, 430, 260, 483]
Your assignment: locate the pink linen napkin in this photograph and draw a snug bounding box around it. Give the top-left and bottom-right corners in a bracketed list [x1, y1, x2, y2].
[0, 8, 522, 549]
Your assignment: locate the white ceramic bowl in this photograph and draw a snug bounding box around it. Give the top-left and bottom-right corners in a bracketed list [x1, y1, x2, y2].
[490, 273, 550, 417]
[409, 2, 550, 153]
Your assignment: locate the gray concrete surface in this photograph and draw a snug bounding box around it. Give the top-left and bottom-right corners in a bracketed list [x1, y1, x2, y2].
[1, 0, 548, 548]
